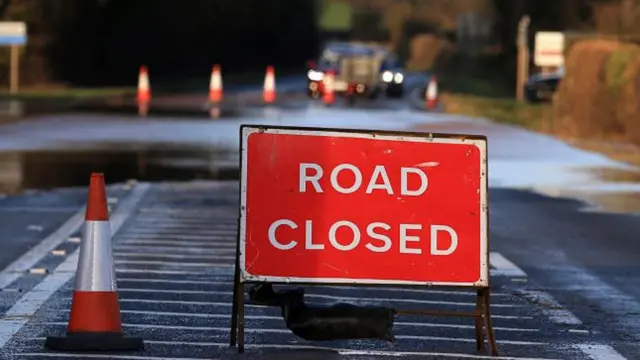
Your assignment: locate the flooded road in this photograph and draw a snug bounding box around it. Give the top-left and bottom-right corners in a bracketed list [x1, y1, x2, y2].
[3, 82, 640, 360]
[1, 80, 640, 215]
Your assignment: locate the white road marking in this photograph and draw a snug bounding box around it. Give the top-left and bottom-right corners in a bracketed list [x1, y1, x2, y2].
[25, 335, 546, 347]
[516, 290, 582, 325]
[0, 183, 151, 349]
[118, 233, 233, 240]
[136, 217, 237, 225]
[26, 225, 44, 232]
[0, 206, 85, 289]
[113, 252, 235, 260]
[115, 260, 232, 267]
[70, 308, 531, 320]
[133, 222, 236, 229]
[27, 268, 47, 275]
[16, 355, 206, 360]
[115, 269, 212, 276]
[66, 236, 81, 244]
[0, 207, 79, 213]
[113, 277, 511, 297]
[575, 344, 627, 360]
[41, 320, 539, 332]
[113, 287, 519, 307]
[124, 229, 236, 236]
[490, 252, 527, 277]
[113, 246, 235, 254]
[116, 240, 235, 247]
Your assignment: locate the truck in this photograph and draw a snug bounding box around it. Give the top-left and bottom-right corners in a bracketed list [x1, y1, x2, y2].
[306, 42, 405, 101]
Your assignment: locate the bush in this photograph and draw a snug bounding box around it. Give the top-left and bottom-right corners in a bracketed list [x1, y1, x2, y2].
[553, 39, 640, 144]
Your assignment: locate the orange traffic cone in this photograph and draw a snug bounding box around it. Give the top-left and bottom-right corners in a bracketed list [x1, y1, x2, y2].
[263, 65, 276, 104]
[44, 173, 144, 351]
[323, 70, 335, 106]
[137, 65, 151, 104]
[426, 76, 438, 110]
[209, 64, 223, 103]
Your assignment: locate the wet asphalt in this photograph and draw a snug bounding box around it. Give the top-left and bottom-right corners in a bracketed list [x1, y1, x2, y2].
[0, 181, 611, 359]
[1, 76, 640, 359]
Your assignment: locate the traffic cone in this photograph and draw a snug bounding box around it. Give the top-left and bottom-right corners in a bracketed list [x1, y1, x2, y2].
[323, 70, 335, 106]
[426, 76, 438, 110]
[209, 64, 223, 103]
[137, 65, 151, 103]
[263, 66, 276, 104]
[44, 173, 144, 351]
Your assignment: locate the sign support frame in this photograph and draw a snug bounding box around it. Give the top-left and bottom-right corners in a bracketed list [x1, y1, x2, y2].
[228, 124, 499, 357]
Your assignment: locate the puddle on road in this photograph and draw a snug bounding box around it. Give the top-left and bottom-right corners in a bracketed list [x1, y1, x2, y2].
[533, 167, 640, 215]
[0, 148, 239, 195]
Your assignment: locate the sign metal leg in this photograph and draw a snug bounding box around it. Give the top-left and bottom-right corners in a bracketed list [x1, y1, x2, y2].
[474, 289, 485, 352]
[229, 259, 239, 347]
[482, 288, 499, 356]
[236, 282, 245, 353]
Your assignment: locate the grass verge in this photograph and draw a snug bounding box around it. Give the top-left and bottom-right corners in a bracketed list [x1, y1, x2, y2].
[0, 87, 136, 100]
[437, 54, 640, 167]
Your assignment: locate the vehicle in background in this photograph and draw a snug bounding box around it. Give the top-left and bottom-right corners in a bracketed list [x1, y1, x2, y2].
[379, 51, 404, 98]
[306, 42, 405, 100]
[524, 66, 564, 103]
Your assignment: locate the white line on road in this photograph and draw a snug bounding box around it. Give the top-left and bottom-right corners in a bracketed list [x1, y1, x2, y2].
[115, 269, 212, 276]
[113, 246, 235, 254]
[41, 320, 539, 333]
[116, 240, 235, 247]
[63, 308, 531, 320]
[113, 252, 235, 260]
[25, 335, 546, 347]
[124, 229, 236, 236]
[575, 344, 627, 360]
[115, 260, 233, 267]
[490, 252, 527, 277]
[117, 233, 234, 241]
[14, 349, 559, 360]
[0, 183, 151, 350]
[113, 277, 511, 297]
[113, 287, 520, 307]
[516, 290, 583, 325]
[15, 355, 207, 360]
[0, 207, 85, 290]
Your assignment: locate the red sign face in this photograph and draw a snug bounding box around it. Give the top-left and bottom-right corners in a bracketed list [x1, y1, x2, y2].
[239, 126, 488, 287]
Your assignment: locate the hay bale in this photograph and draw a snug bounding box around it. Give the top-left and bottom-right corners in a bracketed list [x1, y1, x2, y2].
[553, 39, 640, 143]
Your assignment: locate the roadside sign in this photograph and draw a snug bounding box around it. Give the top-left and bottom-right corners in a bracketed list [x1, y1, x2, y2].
[0, 22, 26, 45]
[230, 125, 499, 356]
[0, 22, 27, 94]
[534, 31, 564, 67]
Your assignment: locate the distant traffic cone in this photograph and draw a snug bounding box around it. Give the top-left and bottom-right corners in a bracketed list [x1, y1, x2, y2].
[263, 66, 276, 104]
[209, 64, 223, 103]
[426, 76, 438, 110]
[44, 173, 144, 351]
[137, 65, 151, 103]
[323, 70, 335, 106]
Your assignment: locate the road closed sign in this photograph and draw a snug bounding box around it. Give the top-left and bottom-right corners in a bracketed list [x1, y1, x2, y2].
[239, 125, 489, 287]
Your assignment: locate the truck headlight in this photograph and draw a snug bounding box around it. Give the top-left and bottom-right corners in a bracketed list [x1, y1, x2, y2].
[382, 71, 393, 82]
[393, 73, 404, 83]
[307, 70, 324, 81]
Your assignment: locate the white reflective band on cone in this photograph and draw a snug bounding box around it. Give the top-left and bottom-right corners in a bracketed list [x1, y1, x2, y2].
[211, 74, 221, 89]
[75, 221, 117, 292]
[139, 75, 149, 90]
[427, 81, 437, 98]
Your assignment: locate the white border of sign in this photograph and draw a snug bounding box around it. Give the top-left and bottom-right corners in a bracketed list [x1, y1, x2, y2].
[239, 126, 489, 288]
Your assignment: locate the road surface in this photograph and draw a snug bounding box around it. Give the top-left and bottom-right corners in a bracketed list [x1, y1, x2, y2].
[0, 77, 639, 359]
